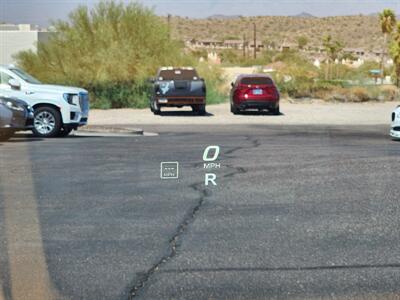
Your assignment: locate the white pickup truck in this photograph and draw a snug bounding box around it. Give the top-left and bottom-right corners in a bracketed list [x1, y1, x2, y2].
[0, 65, 89, 137]
[390, 105, 400, 140]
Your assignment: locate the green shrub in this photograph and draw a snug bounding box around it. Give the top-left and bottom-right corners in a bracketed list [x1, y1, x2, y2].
[88, 81, 150, 109]
[16, 1, 190, 83]
[196, 63, 228, 104]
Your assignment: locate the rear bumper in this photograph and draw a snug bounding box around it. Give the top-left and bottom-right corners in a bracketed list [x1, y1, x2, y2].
[156, 97, 205, 106]
[234, 100, 279, 110]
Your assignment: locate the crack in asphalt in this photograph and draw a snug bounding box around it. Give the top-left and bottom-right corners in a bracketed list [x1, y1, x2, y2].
[128, 183, 212, 299]
[128, 135, 261, 299]
[158, 263, 400, 274]
[223, 164, 247, 178]
[224, 135, 261, 159]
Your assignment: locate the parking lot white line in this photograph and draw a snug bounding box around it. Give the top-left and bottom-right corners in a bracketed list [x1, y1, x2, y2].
[0, 147, 58, 300]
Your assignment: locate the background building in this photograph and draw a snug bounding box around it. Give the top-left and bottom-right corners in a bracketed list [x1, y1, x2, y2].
[0, 24, 52, 65]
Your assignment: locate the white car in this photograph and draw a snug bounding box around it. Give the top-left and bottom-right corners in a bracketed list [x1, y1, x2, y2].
[390, 105, 400, 140]
[0, 65, 89, 137]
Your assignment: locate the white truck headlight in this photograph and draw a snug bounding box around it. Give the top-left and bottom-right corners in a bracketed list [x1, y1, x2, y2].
[63, 93, 79, 106]
[71, 95, 79, 106]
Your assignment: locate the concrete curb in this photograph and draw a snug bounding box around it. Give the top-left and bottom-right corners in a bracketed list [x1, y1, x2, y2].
[79, 125, 144, 135]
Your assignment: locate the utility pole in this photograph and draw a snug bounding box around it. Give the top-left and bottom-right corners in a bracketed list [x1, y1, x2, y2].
[253, 22, 257, 59]
[243, 34, 246, 58]
[167, 14, 171, 39]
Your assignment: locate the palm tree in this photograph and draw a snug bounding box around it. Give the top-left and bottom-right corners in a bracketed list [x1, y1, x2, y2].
[390, 22, 400, 87]
[323, 35, 344, 80]
[379, 9, 397, 83]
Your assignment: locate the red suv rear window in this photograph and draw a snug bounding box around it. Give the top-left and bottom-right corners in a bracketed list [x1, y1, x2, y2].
[240, 77, 273, 85]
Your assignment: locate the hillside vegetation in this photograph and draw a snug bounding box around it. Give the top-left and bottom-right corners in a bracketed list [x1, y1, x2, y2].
[169, 15, 385, 49]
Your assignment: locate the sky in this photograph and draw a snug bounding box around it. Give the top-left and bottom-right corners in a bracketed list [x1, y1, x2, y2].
[1, 0, 399, 27]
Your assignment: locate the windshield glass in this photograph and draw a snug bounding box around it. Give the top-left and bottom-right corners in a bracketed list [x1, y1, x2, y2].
[158, 69, 199, 80]
[10, 68, 42, 84]
[240, 77, 273, 85]
[2, 1, 400, 299]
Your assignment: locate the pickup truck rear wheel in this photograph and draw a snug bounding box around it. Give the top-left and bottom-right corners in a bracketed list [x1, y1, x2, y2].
[151, 99, 161, 115]
[33, 106, 62, 138]
[193, 104, 206, 116]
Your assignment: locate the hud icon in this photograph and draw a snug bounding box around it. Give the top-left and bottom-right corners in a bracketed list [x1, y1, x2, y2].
[160, 162, 179, 179]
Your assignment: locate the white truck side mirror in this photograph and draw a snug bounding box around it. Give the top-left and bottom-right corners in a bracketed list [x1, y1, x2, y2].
[8, 79, 21, 90]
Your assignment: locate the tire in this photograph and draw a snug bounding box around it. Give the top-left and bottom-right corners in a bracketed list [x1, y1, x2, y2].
[32, 106, 62, 137]
[58, 127, 73, 137]
[272, 105, 280, 115]
[0, 130, 14, 142]
[151, 99, 161, 115]
[193, 104, 206, 116]
[197, 104, 206, 116]
[230, 103, 240, 115]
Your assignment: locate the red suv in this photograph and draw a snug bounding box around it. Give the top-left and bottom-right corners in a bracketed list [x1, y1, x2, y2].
[230, 74, 280, 115]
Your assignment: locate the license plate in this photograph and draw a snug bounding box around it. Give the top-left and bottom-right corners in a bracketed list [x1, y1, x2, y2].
[158, 98, 168, 103]
[253, 89, 263, 95]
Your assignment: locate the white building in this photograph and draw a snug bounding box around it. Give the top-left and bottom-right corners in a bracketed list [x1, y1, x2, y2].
[0, 24, 52, 65]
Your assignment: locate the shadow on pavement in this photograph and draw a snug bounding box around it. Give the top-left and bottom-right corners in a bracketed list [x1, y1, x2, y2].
[13, 133, 106, 140]
[238, 110, 285, 116]
[158, 111, 214, 117]
[6, 135, 43, 143]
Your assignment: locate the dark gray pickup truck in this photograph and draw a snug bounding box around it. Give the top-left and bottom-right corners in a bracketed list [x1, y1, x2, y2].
[150, 67, 206, 115]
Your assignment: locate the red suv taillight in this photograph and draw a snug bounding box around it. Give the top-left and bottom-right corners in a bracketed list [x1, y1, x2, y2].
[235, 84, 277, 100]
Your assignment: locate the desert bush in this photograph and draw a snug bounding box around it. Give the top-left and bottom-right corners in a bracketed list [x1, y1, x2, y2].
[271, 51, 327, 98]
[324, 86, 398, 102]
[219, 49, 274, 67]
[379, 85, 400, 101]
[196, 63, 228, 104]
[350, 87, 373, 102]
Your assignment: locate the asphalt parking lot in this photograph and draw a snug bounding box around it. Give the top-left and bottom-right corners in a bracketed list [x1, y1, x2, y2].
[0, 123, 400, 299]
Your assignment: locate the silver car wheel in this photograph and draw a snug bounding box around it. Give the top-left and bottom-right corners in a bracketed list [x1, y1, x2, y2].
[34, 111, 56, 135]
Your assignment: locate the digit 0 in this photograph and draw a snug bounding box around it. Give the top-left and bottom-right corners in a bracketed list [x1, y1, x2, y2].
[203, 146, 220, 162]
